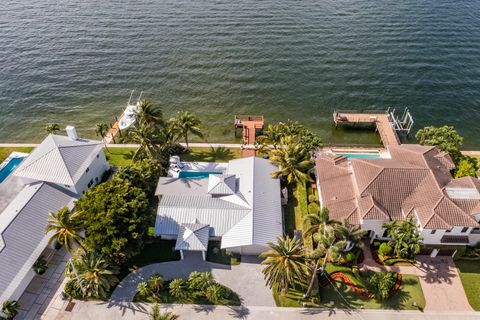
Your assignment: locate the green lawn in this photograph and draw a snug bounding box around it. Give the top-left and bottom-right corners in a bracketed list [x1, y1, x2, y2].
[0, 147, 34, 162]
[456, 260, 480, 310]
[180, 146, 242, 162]
[317, 275, 425, 310]
[119, 238, 181, 280]
[104, 147, 136, 167]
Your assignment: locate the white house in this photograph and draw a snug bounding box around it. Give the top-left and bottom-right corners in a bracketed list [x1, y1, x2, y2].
[315, 144, 480, 255]
[154, 157, 283, 258]
[0, 127, 109, 305]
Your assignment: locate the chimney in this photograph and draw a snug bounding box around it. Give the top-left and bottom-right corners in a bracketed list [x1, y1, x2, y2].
[65, 126, 79, 141]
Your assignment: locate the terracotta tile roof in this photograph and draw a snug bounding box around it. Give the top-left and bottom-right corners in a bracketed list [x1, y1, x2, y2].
[315, 145, 480, 230]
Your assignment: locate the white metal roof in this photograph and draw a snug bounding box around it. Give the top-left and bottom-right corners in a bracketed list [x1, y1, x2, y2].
[175, 221, 210, 251]
[207, 174, 236, 195]
[13, 134, 103, 186]
[155, 157, 283, 250]
[0, 182, 77, 302]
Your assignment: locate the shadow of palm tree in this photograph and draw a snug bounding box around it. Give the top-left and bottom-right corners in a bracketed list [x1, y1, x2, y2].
[228, 305, 250, 319]
[193, 304, 216, 314]
[205, 146, 234, 161]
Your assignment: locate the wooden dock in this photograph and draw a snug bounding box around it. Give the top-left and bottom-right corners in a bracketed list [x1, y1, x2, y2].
[234, 115, 264, 157]
[103, 115, 122, 144]
[333, 112, 400, 147]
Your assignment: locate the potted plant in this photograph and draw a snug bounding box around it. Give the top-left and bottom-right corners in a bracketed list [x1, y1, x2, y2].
[1, 300, 20, 320]
[33, 255, 48, 275]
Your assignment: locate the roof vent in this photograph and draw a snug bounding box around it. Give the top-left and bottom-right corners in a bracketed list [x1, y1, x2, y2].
[65, 126, 79, 141]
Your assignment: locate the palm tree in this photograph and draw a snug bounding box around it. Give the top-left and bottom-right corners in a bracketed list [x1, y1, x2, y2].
[169, 279, 188, 300]
[70, 251, 119, 299]
[126, 122, 163, 161]
[137, 99, 164, 127]
[260, 236, 305, 294]
[148, 273, 165, 294]
[363, 271, 396, 301]
[257, 124, 283, 151]
[335, 218, 367, 253]
[383, 217, 423, 258]
[1, 300, 20, 320]
[303, 207, 335, 237]
[149, 304, 178, 320]
[95, 123, 109, 139]
[304, 227, 347, 298]
[171, 111, 203, 149]
[269, 136, 312, 184]
[45, 207, 84, 253]
[46, 123, 60, 134]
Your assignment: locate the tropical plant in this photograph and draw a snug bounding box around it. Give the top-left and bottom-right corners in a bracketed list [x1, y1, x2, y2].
[383, 217, 423, 258]
[269, 136, 312, 184]
[415, 125, 463, 161]
[335, 218, 366, 253]
[68, 251, 119, 299]
[137, 281, 153, 297]
[115, 159, 163, 197]
[149, 304, 178, 320]
[260, 236, 305, 294]
[363, 271, 397, 301]
[148, 273, 165, 294]
[137, 99, 164, 127]
[455, 156, 478, 178]
[45, 207, 84, 253]
[304, 227, 346, 298]
[33, 255, 48, 275]
[75, 179, 150, 263]
[1, 300, 19, 320]
[378, 242, 393, 258]
[126, 122, 163, 161]
[171, 111, 203, 149]
[256, 124, 283, 150]
[169, 279, 188, 300]
[303, 207, 335, 238]
[95, 123, 109, 140]
[46, 123, 60, 134]
[307, 202, 320, 215]
[205, 283, 227, 304]
[64, 279, 83, 299]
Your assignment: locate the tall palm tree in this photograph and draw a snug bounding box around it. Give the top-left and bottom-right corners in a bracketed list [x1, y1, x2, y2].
[137, 99, 164, 127]
[45, 207, 84, 253]
[126, 122, 163, 161]
[149, 304, 178, 320]
[46, 123, 60, 134]
[70, 251, 119, 299]
[257, 124, 283, 150]
[304, 227, 347, 298]
[303, 207, 335, 237]
[171, 111, 203, 149]
[383, 216, 423, 258]
[95, 123, 109, 140]
[269, 136, 312, 184]
[260, 236, 305, 294]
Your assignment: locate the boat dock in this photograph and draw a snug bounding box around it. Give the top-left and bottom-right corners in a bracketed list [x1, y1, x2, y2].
[234, 115, 264, 157]
[333, 108, 414, 147]
[103, 114, 122, 144]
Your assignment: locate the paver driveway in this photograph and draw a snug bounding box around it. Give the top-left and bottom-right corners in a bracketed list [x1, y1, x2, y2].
[109, 251, 275, 307]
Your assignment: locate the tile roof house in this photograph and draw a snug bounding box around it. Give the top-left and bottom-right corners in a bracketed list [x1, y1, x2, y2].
[0, 127, 109, 305]
[315, 145, 480, 246]
[154, 157, 283, 257]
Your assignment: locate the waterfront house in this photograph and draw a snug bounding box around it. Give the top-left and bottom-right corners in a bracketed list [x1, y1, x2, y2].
[0, 127, 109, 305]
[315, 144, 480, 256]
[154, 157, 283, 258]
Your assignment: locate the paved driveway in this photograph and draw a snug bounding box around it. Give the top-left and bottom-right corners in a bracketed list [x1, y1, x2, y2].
[110, 251, 275, 307]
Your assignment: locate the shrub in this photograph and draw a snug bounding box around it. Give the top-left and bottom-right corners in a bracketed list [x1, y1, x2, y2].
[1, 300, 20, 320]
[188, 271, 214, 292]
[363, 271, 397, 301]
[63, 279, 83, 299]
[33, 255, 48, 275]
[344, 251, 356, 264]
[148, 273, 164, 294]
[378, 243, 393, 258]
[307, 202, 320, 215]
[205, 283, 227, 304]
[169, 279, 188, 299]
[308, 194, 319, 204]
[137, 281, 153, 297]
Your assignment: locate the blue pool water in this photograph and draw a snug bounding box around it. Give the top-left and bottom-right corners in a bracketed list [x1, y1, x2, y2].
[179, 171, 221, 179]
[338, 153, 380, 159]
[0, 157, 25, 183]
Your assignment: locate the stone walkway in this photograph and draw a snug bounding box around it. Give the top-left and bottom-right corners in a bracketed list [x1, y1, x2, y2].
[360, 243, 473, 311]
[15, 247, 70, 320]
[110, 251, 275, 307]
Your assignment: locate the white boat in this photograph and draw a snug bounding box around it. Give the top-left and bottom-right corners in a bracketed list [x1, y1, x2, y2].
[118, 90, 143, 130]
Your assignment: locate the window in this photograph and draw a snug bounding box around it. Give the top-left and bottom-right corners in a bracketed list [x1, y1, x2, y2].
[96, 154, 99, 158]
[461, 227, 469, 233]
[446, 229, 451, 233]
[430, 230, 436, 234]
[86, 167, 90, 173]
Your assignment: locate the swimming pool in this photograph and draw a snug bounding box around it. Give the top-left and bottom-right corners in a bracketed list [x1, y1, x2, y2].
[0, 157, 25, 183]
[178, 171, 221, 179]
[337, 153, 380, 159]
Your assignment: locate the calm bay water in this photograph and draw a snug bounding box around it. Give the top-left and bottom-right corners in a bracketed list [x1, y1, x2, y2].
[1, 0, 479, 147]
